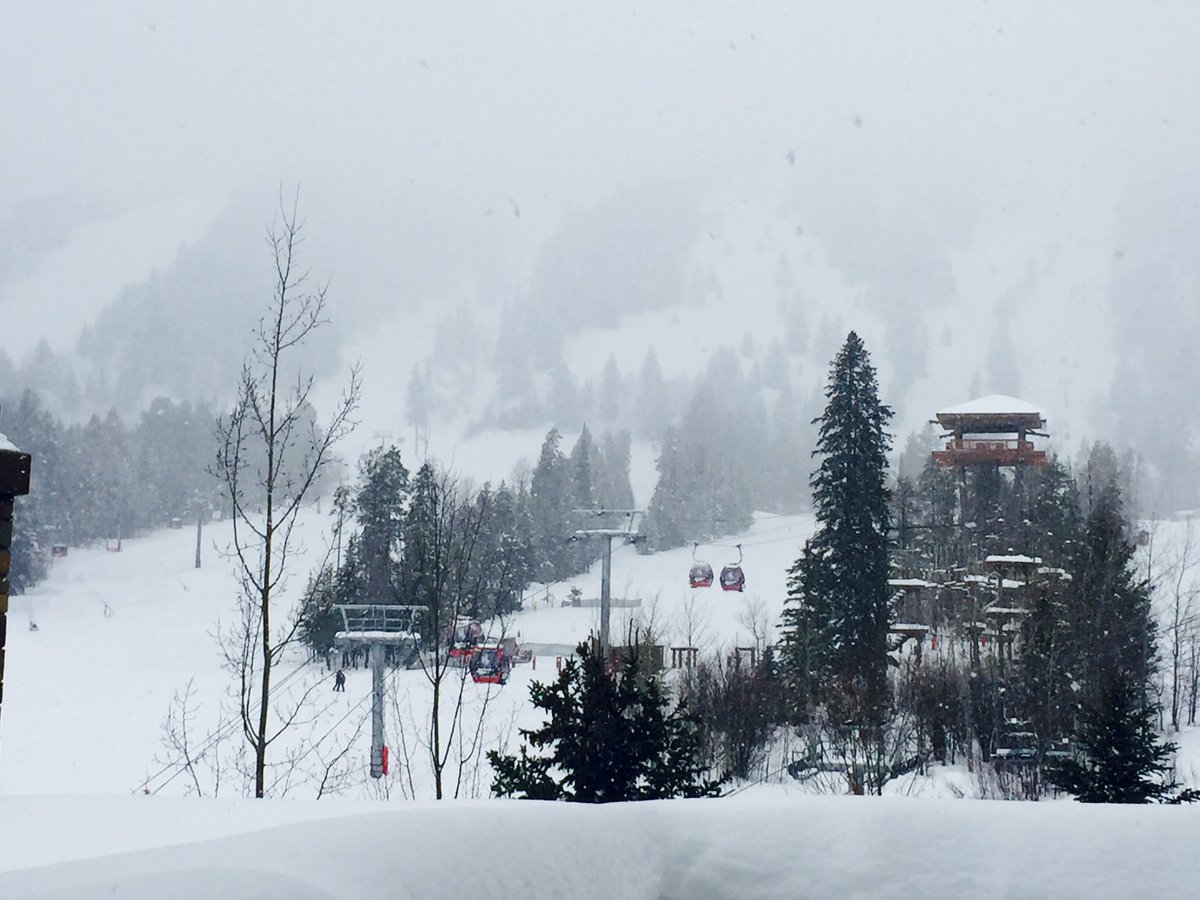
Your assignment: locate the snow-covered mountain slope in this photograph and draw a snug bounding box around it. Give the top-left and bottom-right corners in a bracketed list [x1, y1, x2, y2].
[0, 194, 224, 360]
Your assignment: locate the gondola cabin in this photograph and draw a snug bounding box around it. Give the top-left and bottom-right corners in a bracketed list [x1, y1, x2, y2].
[447, 616, 483, 664]
[719, 564, 745, 592]
[470, 642, 512, 684]
[689, 562, 714, 588]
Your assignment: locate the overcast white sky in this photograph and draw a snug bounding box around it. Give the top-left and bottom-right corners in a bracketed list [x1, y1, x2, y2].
[2, 1, 1198, 453]
[5, 2, 1197, 220]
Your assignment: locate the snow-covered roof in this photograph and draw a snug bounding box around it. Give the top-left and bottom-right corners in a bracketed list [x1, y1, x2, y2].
[334, 630, 419, 642]
[0, 431, 17, 453]
[1038, 566, 1073, 580]
[985, 554, 1042, 566]
[888, 578, 935, 588]
[937, 395, 1045, 417]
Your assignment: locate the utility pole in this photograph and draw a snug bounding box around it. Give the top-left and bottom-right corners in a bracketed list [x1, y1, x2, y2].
[573, 509, 644, 659]
[0, 438, 32, 749]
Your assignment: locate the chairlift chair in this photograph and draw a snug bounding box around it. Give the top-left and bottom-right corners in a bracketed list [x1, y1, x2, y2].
[994, 719, 1038, 762]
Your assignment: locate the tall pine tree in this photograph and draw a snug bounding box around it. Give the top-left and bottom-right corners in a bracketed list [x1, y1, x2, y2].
[1046, 478, 1180, 802]
[780, 332, 894, 722]
[356, 445, 409, 605]
[529, 428, 574, 581]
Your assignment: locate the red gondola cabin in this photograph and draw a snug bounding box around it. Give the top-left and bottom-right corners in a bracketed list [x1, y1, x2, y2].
[719, 565, 745, 592]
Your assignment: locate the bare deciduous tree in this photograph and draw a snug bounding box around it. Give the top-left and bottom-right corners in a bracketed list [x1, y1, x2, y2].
[217, 193, 360, 798]
[1159, 520, 1199, 731]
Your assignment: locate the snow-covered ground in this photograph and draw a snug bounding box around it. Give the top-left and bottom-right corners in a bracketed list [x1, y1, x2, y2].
[3, 509, 1200, 895]
[0, 507, 811, 797]
[3, 790, 1200, 898]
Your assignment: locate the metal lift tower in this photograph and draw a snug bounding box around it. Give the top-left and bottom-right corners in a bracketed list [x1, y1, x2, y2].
[573, 509, 644, 658]
[333, 604, 423, 778]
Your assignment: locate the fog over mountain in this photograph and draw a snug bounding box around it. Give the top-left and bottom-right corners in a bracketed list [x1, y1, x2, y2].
[2, 2, 1198, 509]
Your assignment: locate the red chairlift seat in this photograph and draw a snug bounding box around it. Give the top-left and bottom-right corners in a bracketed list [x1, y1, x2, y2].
[689, 562, 714, 589]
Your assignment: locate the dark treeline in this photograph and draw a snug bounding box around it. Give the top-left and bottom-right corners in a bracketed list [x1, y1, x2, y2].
[2, 387, 339, 594]
[2, 390, 224, 592]
[299, 425, 638, 654]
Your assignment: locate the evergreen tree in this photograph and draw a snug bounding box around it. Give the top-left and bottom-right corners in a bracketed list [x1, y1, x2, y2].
[355, 445, 409, 604]
[642, 377, 755, 553]
[401, 462, 443, 609]
[569, 425, 596, 511]
[529, 428, 574, 580]
[594, 429, 637, 512]
[780, 332, 894, 721]
[567, 426, 600, 573]
[1046, 477, 1179, 802]
[489, 642, 722, 802]
[597, 355, 622, 424]
[633, 347, 669, 440]
[765, 383, 809, 513]
[1047, 667, 1178, 803]
[545, 358, 580, 429]
[644, 425, 689, 550]
[1022, 455, 1081, 567]
[1016, 572, 1076, 760]
[299, 564, 344, 656]
[474, 482, 533, 616]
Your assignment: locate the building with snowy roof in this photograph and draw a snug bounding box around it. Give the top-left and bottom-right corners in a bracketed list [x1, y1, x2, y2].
[930, 394, 1048, 467]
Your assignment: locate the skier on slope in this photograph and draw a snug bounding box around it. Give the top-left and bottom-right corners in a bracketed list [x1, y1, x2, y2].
[334, 668, 346, 692]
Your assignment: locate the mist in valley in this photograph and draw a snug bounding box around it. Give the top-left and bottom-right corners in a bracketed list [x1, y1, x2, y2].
[2, 1, 1198, 514]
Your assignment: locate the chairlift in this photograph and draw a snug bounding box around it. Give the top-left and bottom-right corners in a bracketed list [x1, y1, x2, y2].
[689, 543, 714, 588]
[994, 718, 1038, 763]
[719, 545, 746, 593]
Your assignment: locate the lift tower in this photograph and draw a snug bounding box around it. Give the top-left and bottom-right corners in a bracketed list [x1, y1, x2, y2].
[572, 509, 644, 658]
[333, 604, 423, 778]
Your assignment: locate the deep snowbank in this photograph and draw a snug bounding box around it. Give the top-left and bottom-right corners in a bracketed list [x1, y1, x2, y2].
[2, 790, 1200, 899]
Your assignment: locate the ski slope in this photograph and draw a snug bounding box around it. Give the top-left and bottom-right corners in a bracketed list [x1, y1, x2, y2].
[0, 506, 812, 797]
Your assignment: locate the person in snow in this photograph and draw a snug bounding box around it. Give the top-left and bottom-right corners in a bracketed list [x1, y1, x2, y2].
[334, 668, 346, 692]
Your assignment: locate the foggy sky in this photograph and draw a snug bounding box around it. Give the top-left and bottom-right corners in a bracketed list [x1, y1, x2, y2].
[2, 1, 1199, 476]
[7, 3, 1197, 225]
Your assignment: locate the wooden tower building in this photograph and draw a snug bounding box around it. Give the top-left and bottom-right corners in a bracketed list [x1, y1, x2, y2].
[931, 395, 1047, 468]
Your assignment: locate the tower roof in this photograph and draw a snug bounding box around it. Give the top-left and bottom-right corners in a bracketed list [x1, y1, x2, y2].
[935, 395, 1046, 431]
